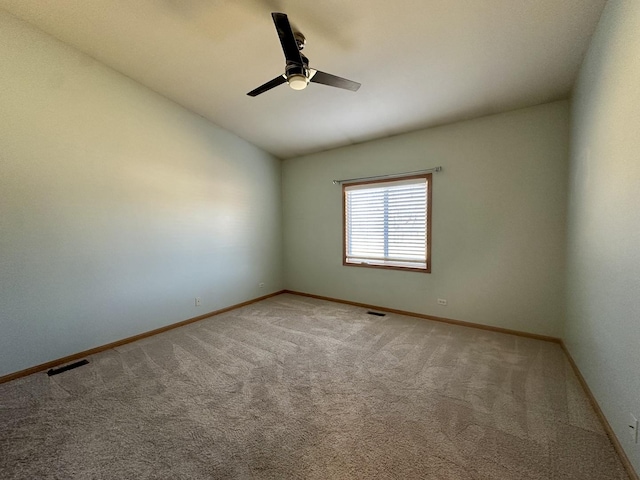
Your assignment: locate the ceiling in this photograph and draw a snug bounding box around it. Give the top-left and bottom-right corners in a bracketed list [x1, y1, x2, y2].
[0, 0, 607, 159]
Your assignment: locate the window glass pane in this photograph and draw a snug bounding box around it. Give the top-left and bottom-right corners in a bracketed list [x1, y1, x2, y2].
[344, 176, 428, 270]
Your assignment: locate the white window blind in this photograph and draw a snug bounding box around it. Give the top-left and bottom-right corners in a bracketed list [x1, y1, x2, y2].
[344, 177, 428, 270]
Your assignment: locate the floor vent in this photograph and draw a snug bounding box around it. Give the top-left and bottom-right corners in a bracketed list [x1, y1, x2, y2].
[367, 311, 386, 317]
[47, 359, 89, 376]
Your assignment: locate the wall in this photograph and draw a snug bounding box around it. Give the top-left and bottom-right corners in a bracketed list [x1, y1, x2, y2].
[283, 101, 569, 337]
[0, 11, 282, 377]
[566, 0, 640, 472]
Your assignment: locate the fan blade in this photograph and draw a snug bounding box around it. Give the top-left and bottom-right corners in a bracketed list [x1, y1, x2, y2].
[310, 70, 361, 91]
[272, 12, 303, 65]
[247, 75, 287, 96]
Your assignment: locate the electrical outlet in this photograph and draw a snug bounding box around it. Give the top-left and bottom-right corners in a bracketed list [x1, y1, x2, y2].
[630, 414, 638, 443]
[259, 283, 265, 288]
[437, 298, 447, 306]
[195, 297, 201, 307]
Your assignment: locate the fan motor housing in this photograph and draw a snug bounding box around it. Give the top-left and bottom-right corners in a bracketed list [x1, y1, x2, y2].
[286, 63, 308, 79]
[286, 63, 309, 90]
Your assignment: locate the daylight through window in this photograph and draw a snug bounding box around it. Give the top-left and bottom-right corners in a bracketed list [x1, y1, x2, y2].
[343, 174, 432, 272]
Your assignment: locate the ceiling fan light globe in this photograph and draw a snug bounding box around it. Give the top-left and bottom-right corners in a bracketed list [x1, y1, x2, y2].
[288, 74, 308, 91]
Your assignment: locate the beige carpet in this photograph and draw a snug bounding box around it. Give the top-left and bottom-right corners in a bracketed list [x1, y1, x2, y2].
[0, 293, 629, 479]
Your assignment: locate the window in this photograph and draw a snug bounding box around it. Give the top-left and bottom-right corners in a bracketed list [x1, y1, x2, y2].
[343, 174, 432, 272]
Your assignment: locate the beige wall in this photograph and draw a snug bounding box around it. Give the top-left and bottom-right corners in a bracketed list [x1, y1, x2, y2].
[283, 101, 569, 337]
[0, 11, 283, 377]
[566, 0, 640, 472]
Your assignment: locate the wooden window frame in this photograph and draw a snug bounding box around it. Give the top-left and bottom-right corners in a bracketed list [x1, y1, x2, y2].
[342, 173, 432, 273]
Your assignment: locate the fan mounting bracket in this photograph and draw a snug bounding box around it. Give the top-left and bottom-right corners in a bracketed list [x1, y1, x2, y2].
[294, 32, 306, 51]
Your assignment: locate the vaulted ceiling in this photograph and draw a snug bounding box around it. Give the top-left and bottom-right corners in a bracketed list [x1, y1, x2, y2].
[0, 0, 607, 158]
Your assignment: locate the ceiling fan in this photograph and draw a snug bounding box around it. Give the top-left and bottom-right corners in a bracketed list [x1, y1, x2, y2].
[247, 12, 361, 97]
